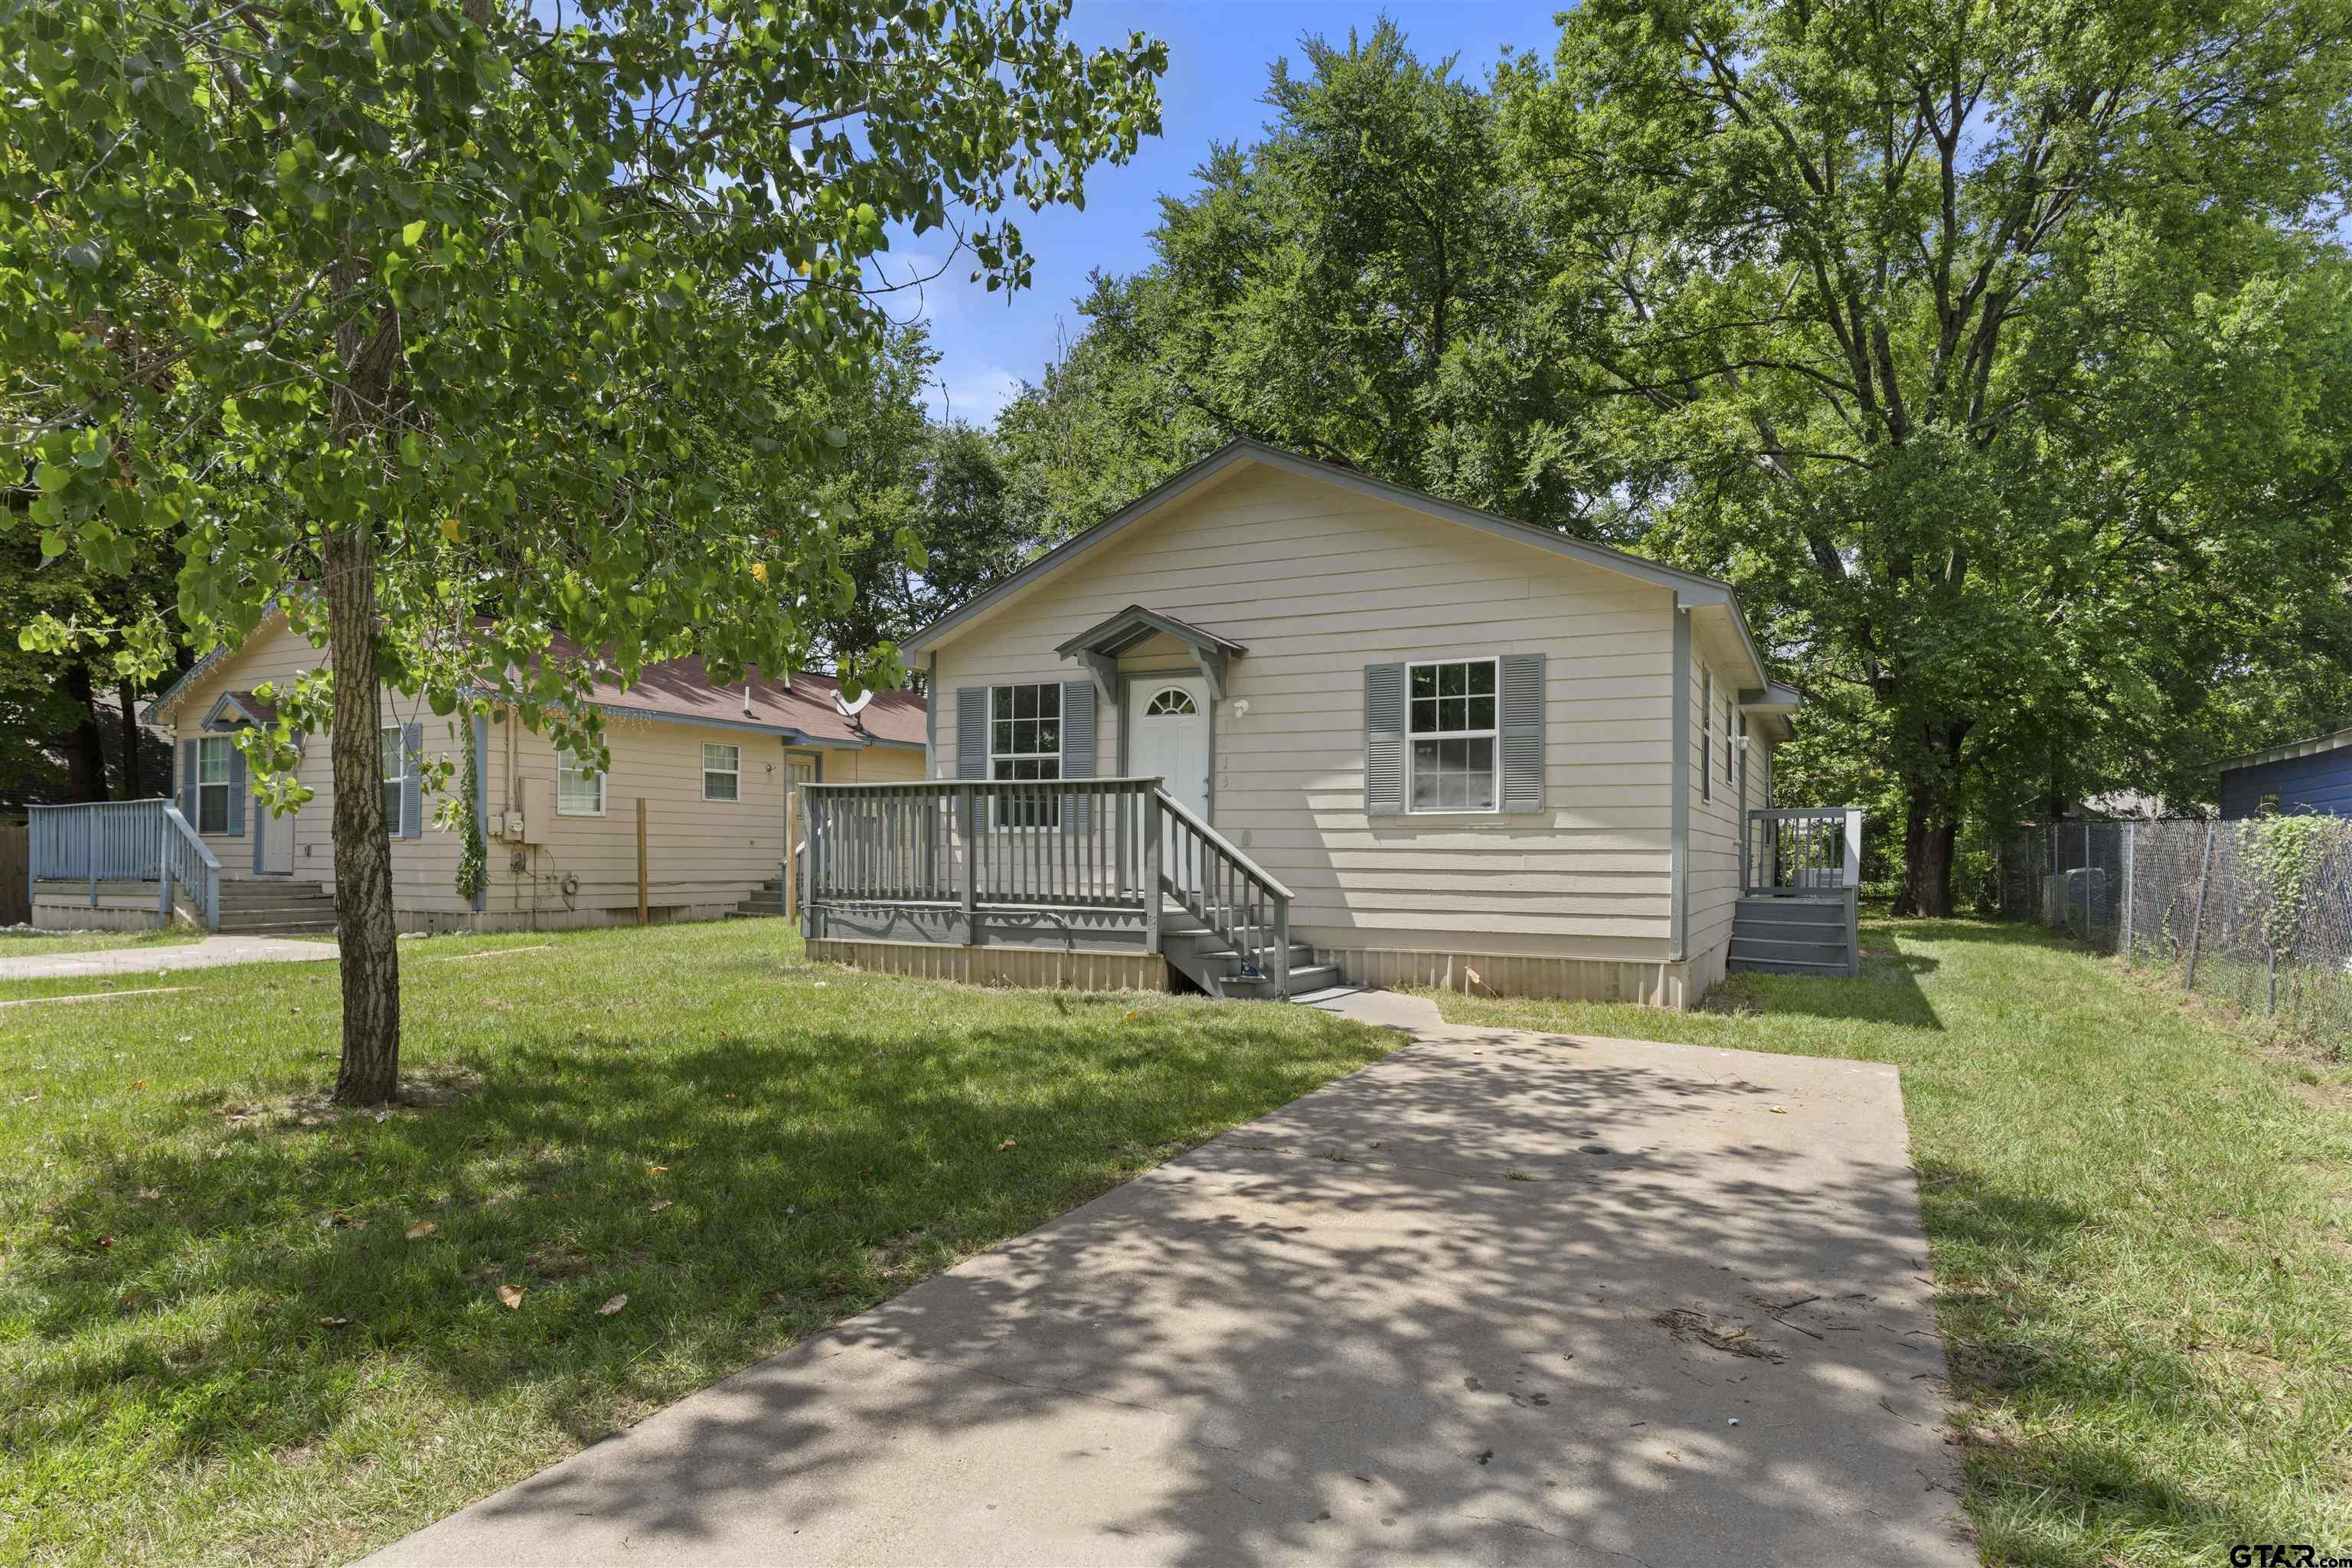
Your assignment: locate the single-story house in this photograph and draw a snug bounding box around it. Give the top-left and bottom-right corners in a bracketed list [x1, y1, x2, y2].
[2213, 727, 2352, 818]
[28, 603, 924, 933]
[800, 439, 1860, 1007]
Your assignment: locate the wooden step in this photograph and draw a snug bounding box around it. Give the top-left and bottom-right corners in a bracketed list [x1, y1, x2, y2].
[1729, 935, 1849, 966]
[1726, 955, 1853, 977]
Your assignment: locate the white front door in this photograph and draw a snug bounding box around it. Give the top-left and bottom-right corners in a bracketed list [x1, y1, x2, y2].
[1129, 675, 1210, 822]
[263, 796, 296, 874]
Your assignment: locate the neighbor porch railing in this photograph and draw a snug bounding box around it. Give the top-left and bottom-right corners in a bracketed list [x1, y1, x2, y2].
[28, 798, 220, 929]
[799, 776, 1296, 998]
[1742, 807, 1864, 896]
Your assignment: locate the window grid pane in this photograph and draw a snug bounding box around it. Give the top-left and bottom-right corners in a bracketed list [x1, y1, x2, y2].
[1406, 659, 1499, 811]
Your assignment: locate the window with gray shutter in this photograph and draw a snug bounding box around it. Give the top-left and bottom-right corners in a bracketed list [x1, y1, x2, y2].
[1060, 679, 1095, 830]
[1363, 662, 1406, 815]
[956, 688, 986, 779]
[1500, 652, 1544, 812]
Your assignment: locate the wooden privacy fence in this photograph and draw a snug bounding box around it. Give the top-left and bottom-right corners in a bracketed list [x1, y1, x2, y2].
[0, 823, 27, 926]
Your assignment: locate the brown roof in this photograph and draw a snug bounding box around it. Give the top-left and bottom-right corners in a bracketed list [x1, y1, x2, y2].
[571, 655, 926, 749]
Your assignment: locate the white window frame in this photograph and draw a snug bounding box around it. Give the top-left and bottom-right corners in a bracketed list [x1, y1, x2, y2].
[988, 681, 1062, 830]
[378, 726, 407, 836]
[196, 735, 234, 835]
[1406, 655, 1501, 815]
[1700, 668, 1713, 804]
[557, 746, 606, 816]
[701, 741, 741, 802]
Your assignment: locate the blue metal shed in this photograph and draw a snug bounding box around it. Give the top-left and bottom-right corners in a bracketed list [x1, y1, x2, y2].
[2213, 727, 2352, 818]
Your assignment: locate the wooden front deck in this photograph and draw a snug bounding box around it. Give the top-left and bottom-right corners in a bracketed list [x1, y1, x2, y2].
[799, 778, 1312, 998]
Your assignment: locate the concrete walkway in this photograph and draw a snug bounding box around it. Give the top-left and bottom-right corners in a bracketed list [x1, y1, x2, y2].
[369, 1011, 1969, 1567]
[0, 934, 337, 982]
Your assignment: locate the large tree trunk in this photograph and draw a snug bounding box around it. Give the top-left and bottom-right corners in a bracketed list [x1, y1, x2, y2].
[1896, 779, 1958, 917]
[325, 518, 403, 1104]
[58, 663, 109, 802]
[116, 681, 144, 798]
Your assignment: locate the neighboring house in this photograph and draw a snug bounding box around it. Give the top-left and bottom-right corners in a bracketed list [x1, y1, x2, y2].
[2213, 727, 2352, 818]
[27, 603, 924, 933]
[799, 439, 1860, 1008]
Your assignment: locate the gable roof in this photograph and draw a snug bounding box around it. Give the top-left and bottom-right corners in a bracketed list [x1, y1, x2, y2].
[148, 616, 923, 750]
[906, 439, 1774, 688]
[560, 652, 924, 749]
[2209, 725, 2352, 773]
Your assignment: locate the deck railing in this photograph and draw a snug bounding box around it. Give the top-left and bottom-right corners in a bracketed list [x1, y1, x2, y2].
[1159, 789, 1292, 997]
[27, 797, 220, 929]
[1743, 807, 1865, 896]
[799, 776, 1296, 998]
[802, 777, 1161, 925]
[161, 805, 222, 929]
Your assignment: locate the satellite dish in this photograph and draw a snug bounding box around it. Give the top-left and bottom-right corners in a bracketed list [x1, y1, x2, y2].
[835, 688, 874, 720]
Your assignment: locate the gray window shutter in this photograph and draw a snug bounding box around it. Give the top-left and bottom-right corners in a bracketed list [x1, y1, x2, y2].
[1060, 679, 1096, 831]
[1501, 652, 1545, 812]
[227, 745, 247, 837]
[401, 721, 423, 838]
[179, 740, 198, 821]
[956, 688, 987, 780]
[1364, 662, 1406, 816]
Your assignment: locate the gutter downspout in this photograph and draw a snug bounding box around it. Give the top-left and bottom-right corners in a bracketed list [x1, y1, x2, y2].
[1670, 606, 1690, 966]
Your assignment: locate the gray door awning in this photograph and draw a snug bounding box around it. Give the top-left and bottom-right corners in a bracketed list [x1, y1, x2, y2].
[1054, 605, 1248, 701]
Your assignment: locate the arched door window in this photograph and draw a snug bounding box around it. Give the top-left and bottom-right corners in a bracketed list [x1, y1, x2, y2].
[1144, 688, 1197, 717]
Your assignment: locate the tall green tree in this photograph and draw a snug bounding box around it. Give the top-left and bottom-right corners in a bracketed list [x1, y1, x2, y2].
[1504, 0, 2352, 913]
[800, 326, 1034, 662]
[998, 23, 1601, 541]
[4, 0, 1162, 1099]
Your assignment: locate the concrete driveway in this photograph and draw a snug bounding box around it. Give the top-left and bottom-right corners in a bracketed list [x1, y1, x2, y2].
[0, 933, 336, 982]
[369, 1017, 1970, 1567]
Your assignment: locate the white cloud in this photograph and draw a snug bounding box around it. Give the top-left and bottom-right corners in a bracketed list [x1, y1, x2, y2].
[928, 365, 1026, 426]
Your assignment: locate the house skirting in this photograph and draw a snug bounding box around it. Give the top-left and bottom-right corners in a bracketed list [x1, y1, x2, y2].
[809, 936, 1168, 993]
[33, 890, 174, 933]
[1317, 942, 1726, 1009]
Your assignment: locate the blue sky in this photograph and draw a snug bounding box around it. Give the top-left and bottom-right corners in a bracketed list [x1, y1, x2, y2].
[882, 2, 1567, 424]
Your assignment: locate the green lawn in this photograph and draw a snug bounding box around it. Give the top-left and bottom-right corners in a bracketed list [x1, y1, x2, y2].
[0, 922, 1394, 1566]
[1423, 917, 2352, 1567]
[0, 927, 203, 960]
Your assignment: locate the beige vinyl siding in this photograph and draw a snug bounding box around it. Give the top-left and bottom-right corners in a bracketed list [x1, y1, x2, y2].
[163, 616, 918, 927]
[932, 464, 1680, 963]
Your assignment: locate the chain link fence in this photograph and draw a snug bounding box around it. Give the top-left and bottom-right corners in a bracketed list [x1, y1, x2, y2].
[1999, 816, 2352, 1046]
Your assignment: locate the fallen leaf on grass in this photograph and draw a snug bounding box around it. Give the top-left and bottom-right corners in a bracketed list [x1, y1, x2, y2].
[648, 1199, 674, 1214]
[317, 1316, 350, 1329]
[496, 1284, 524, 1310]
[405, 1220, 437, 1240]
[645, 1164, 668, 1176]
[597, 1294, 628, 1316]
[763, 1290, 789, 1305]
[996, 1138, 1017, 1152]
